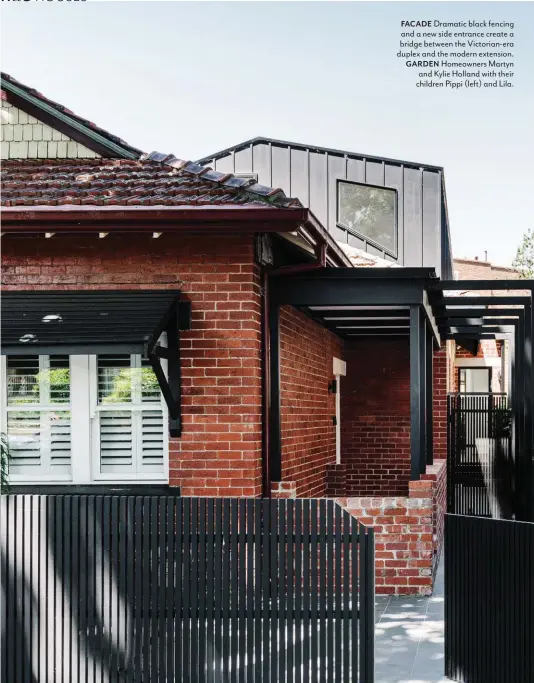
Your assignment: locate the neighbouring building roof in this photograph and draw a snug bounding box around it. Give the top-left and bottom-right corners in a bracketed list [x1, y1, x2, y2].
[1, 153, 305, 208]
[454, 257, 519, 279]
[338, 243, 400, 268]
[1, 72, 142, 159]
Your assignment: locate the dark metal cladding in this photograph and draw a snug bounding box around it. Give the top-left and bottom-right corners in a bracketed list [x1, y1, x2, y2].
[198, 137, 453, 277]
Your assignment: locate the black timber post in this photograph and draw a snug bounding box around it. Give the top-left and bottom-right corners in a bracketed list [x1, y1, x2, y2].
[410, 306, 425, 479]
[269, 304, 282, 483]
[419, 310, 427, 475]
[515, 319, 526, 519]
[524, 304, 533, 521]
[426, 328, 434, 466]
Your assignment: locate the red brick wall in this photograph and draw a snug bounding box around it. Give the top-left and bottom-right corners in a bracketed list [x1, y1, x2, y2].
[2, 233, 263, 497]
[277, 306, 342, 497]
[340, 340, 411, 496]
[455, 340, 502, 359]
[339, 458, 446, 596]
[424, 460, 447, 576]
[433, 346, 448, 462]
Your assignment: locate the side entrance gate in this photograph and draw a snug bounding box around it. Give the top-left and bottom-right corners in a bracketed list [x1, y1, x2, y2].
[447, 393, 514, 518]
[0, 495, 375, 683]
[445, 514, 534, 683]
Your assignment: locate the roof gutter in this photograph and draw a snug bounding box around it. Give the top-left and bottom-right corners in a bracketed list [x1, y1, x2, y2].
[2, 205, 351, 267]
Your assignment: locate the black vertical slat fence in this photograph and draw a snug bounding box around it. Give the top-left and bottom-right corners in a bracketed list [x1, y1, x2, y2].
[445, 514, 534, 683]
[447, 394, 514, 518]
[0, 495, 374, 683]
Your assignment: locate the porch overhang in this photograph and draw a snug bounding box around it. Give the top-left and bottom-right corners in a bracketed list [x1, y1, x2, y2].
[430, 279, 533, 521]
[268, 269, 534, 504]
[268, 267, 442, 485]
[0, 290, 192, 436]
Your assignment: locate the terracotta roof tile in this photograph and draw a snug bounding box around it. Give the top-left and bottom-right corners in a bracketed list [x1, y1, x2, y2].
[337, 242, 400, 268]
[1, 156, 303, 209]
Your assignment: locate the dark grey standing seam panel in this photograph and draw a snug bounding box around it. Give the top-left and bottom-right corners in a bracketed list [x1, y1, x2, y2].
[271, 144, 291, 191]
[234, 146, 253, 174]
[385, 164, 404, 264]
[0, 495, 375, 682]
[290, 147, 310, 207]
[422, 171, 442, 275]
[251, 143, 271, 187]
[309, 151, 328, 230]
[327, 154, 347, 230]
[403, 167, 423, 266]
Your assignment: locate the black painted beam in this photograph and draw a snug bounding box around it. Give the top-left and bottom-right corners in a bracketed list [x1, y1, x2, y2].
[432, 280, 534, 291]
[443, 333, 512, 340]
[438, 318, 521, 327]
[445, 325, 515, 334]
[436, 296, 530, 307]
[435, 308, 524, 318]
[422, 290, 441, 347]
[270, 278, 426, 307]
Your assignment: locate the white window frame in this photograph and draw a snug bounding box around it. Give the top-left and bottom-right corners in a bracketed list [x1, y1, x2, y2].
[1, 353, 169, 485]
[1, 354, 72, 483]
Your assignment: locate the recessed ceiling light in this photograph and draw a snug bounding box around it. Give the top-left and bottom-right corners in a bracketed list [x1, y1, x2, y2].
[19, 334, 37, 343]
[42, 314, 63, 323]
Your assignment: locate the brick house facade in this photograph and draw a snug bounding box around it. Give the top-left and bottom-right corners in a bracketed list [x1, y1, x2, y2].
[1, 72, 454, 595]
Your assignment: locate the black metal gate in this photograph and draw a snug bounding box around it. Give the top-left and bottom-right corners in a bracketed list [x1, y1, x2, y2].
[0, 495, 374, 683]
[445, 514, 534, 683]
[447, 393, 514, 518]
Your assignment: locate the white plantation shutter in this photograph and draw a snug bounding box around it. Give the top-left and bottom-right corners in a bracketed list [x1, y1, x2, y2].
[5, 355, 72, 478]
[140, 410, 165, 471]
[1, 352, 167, 483]
[95, 354, 165, 477]
[99, 411, 134, 472]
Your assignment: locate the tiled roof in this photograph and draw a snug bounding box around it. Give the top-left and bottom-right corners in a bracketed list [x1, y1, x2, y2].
[338, 242, 399, 268]
[1, 72, 142, 158]
[1, 153, 303, 208]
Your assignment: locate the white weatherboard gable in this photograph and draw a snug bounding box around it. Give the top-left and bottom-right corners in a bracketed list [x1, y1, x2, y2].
[1, 100, 101, 159]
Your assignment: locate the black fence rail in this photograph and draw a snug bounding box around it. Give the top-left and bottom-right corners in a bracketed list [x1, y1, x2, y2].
[445, 514, 534, 683]
[447, 393, 513, 518]
[0, 495, 374, 683]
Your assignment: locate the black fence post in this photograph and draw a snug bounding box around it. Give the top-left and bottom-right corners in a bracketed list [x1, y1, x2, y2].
[0, 495, 376, 683]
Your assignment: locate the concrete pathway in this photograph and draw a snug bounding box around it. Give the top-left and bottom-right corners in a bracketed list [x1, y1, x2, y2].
[374, 559, 452, 683]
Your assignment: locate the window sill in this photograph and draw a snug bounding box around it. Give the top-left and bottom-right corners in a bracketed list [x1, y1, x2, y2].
[4, 484, 181, 496]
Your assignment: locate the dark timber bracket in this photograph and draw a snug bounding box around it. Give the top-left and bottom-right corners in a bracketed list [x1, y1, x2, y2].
[146, 299, 192, 438]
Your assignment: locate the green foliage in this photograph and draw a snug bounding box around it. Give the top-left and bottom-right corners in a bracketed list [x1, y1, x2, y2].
[9, 367, 70, 405]
[338, 182, 396, 252]
[102, 368, 159, 404]
[39, 367, 70, 402]
[1, 433, 9, 493]
[512, 228, 534, 279]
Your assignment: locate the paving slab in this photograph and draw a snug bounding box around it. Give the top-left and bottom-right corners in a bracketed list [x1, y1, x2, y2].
[374, 559, 452, 683]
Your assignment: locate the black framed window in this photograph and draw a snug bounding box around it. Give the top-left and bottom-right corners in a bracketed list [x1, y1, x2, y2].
[337, 180, 397, 255]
